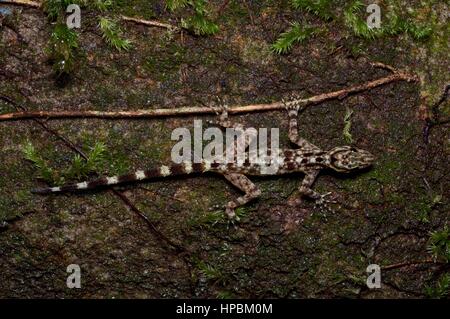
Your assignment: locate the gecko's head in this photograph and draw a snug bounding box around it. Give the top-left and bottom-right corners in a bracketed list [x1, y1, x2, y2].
[328, 146, 375, 173]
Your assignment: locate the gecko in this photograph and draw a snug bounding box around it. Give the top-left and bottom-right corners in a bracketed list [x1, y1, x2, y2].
[31, 99, 375, 220]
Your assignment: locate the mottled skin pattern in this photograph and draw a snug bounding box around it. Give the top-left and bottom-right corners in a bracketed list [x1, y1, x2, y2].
[32, 100, 375, 220]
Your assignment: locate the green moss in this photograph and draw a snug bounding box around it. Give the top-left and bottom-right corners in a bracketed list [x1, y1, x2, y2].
[426, 273, 450, 299]
[343, 107, 354, 144]
[168, 0, 220, 35]
[428, 226, 450, 263]
[409, 194, 443, 223]
[195, 260, 225, 282]
[43, 0, 83, 20]
[21, 136, 132, 189]
[291, 0, 334, 21]
[271, 23, 318, 54]
[46, 23, 79, 75]
[98, 17, 132, 51]
[80, 131, 132, 176]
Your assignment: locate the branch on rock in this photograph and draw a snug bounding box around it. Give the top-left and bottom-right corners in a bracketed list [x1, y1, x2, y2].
[0, 65, 418, 121]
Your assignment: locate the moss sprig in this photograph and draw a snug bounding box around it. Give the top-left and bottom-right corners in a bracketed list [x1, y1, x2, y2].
[271, 22, 317, 54]
[98, 17, 132, 51]
[167, 0, 219, 36]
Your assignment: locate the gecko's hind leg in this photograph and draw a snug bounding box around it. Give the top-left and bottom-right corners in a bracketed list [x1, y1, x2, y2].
[223, 173, 261, 220]
[209, 98, 258, 164]
[292, 170, 336, 211]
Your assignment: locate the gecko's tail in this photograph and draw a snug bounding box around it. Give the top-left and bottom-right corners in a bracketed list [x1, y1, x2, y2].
[31, 161, 218, 194]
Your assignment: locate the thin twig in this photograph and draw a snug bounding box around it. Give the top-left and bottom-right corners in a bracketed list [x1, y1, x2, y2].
[0, 0, 40, 8]
[382, 258, 443, 271]
[423, 83, 450, 144]
[370, 62, 397, 73]
[112, 189, 187, 254]
[121, 15, 179, 31]
[0, 66, 418, 121]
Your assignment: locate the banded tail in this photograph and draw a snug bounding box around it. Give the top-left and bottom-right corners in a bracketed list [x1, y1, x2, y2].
[31, 161, 218, 194]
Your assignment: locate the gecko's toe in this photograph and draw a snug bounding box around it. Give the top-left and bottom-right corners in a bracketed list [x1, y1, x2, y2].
[314, 193, 338, 214]
[225, 203, 240, 222]
[320, 192, 337, 203]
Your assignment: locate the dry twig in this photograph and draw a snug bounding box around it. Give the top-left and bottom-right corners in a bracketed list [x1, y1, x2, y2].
[120, 15, 179, 31]
[0, 0, 40, 8]
[0, 66, 418, 121]
[423, 83, 450, 144]
[382, 258, 443, 271]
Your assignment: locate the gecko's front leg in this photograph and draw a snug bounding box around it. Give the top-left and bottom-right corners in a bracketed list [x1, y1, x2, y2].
[283, 97, 320, 151]
[209, 100, 257, 155]
[223, 173, 261, 220]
